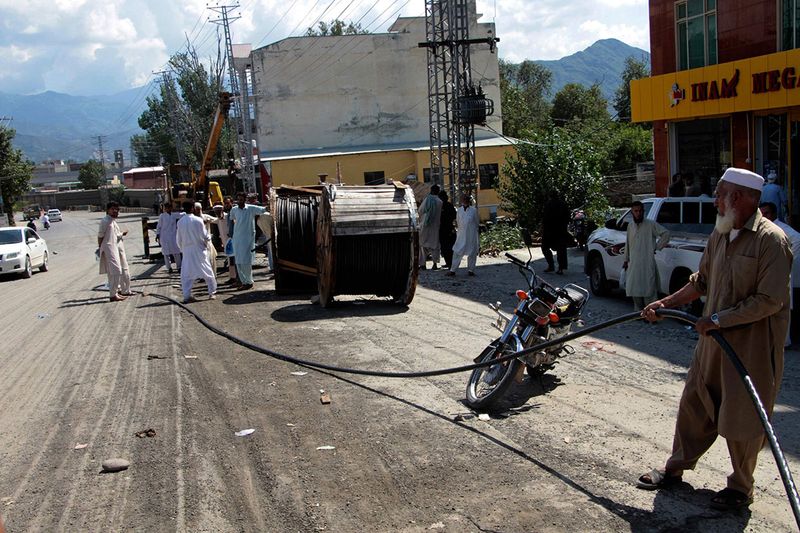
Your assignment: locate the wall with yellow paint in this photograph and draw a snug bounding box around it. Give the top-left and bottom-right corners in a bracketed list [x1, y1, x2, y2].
[268, 143, 517, 221]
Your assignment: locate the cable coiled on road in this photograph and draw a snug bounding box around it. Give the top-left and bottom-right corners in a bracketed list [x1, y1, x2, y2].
[149, 293, 800, 528]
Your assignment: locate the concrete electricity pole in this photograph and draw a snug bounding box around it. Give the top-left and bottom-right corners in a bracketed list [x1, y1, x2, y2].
[96, 135, 108, 181]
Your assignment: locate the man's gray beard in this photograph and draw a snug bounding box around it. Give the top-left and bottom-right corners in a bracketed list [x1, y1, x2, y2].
[715, 208, 736, 234]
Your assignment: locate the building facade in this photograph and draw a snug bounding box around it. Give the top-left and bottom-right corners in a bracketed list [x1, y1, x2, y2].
[247, 0, 501, 158]
[632, 0, 800, 221]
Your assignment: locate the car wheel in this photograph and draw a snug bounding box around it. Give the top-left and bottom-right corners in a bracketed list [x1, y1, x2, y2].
[39, 252, 49, 272]
[588, 255, 610, 296]
[22, 256, 32, 278]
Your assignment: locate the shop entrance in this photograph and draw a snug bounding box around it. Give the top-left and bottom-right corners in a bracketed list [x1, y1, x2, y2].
[674, 118, 731, 196]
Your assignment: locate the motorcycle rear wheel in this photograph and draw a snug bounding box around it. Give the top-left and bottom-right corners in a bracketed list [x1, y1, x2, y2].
[465, 340, 521, 410]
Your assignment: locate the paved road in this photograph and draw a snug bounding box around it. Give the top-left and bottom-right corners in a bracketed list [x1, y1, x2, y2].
[1, 211, 798, 532]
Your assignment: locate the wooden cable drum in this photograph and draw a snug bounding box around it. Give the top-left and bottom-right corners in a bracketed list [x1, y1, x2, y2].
[316, 182, 419, 307]
[271, 185, 322, 293]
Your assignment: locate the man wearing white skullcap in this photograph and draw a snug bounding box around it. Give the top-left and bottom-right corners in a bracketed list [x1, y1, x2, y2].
[176, 201, 217, 303]
[637, 168, 792, 512]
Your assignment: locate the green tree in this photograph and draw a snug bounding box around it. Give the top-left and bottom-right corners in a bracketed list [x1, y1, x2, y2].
[306, 19, 368, 36]
[137, 43, 234, 170]
[603, 123, 653, 177]
[79, 159, 106, 189]
[498, 128, 608, 231]
[498, 59, 552, 137]
[0, 127, 33, 225]
[551, 83, 610, 125]
[613, 55, 650, 123]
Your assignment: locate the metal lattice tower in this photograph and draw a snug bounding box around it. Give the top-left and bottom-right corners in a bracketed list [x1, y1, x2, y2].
[420, 0, 497, 200]
[155, 70, 186, 166]
[209, 3, 256, 194]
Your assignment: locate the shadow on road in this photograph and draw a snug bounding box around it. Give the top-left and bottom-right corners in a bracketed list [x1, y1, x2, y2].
[59, 297, 108, 308]
[269, 299, 409, 322]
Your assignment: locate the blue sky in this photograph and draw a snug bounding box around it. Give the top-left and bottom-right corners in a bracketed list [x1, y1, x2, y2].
[0, 0, 649, 96]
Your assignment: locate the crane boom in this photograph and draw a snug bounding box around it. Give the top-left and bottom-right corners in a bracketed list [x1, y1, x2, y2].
[195, 91, 233, 194]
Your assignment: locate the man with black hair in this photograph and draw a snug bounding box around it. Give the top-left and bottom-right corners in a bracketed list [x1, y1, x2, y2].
[98, 201, 130, 302]
[624, 200, 670, 310]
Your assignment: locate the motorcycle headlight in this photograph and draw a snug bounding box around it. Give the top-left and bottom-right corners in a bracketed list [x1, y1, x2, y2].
[5, 252, 18, 260]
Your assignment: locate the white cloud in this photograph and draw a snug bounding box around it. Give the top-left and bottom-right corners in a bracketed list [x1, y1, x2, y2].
[0, 0, 650, 95]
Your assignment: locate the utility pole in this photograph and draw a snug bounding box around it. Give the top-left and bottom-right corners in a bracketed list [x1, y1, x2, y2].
[96, 135, 108, 181]
[419, 0, 498, 201]
[209, 2, 256, 195]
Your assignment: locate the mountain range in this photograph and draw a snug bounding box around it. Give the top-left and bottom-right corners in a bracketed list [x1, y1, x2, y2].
[534, 38, 650, 109]
[2, 38, 649, 163]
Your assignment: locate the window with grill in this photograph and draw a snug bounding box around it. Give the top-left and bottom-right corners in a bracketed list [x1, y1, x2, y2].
[478, 163, 499, 190]
[675, 0, 717, 70]
[364, 171, 385, 185]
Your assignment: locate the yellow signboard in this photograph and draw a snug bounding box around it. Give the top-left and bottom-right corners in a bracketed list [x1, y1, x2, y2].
[631, 48, 800, 122]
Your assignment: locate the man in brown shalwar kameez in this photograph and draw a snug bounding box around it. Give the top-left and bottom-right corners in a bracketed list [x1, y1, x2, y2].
[636, 167, 792, 511]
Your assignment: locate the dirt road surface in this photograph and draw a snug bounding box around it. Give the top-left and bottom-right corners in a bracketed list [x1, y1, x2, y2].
[1, 211, 799, 532]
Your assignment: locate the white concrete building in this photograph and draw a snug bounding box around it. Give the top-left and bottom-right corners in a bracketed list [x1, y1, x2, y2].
[246, 0, 501, 158]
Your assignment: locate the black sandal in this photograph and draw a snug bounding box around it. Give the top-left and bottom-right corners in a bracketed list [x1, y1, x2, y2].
[636, 469, 682, 490]
[710, 488, 753, 511]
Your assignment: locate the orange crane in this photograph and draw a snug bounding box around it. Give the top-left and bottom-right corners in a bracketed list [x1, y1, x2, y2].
[168, 91, 232, 209]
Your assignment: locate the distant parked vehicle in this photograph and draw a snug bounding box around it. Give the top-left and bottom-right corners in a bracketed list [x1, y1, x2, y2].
[0, 227, 49, 278]
[47, 209, 62, 222]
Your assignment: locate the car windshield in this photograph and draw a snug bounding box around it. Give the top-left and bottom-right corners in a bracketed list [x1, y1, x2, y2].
[0, 230, 23, 244]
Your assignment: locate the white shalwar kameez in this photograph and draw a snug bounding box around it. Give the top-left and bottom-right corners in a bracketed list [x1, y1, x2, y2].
[230, 203, 267, 285]
[157, 211, 183, 269]
[98, 214, 130, 296]
[201, 213, 218, 274]
[176, 214, 217, 300]
[450, 205, 480, 273]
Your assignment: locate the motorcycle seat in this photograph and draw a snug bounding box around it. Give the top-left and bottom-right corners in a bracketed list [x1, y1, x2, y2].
[556, 286, 587, 311]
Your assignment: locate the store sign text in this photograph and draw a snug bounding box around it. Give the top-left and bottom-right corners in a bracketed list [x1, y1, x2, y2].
[752, 67, 800, 93]
[690, 69, 740, 101]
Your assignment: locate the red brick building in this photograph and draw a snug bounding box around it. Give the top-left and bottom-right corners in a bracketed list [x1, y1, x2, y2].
[633, 0, 800, 221]
[123, 167, 167, 189]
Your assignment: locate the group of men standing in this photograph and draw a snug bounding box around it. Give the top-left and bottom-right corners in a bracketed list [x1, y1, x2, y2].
[98, 191, 268, 304]
[417, 184, 480, 276]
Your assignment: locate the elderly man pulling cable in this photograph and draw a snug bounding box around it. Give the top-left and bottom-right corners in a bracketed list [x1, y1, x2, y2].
[637, 168, 792, 512]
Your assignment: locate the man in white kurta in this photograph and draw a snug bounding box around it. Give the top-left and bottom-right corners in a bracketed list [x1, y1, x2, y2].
[229, 192, 267, 289]
[98, 202, 130, 302]
[176, 202, 217, 303]
[418, 185, 443, 269]
[156, 202, 183, 273]
[447, 193, 480, 276]
[195, 203, 218, 275]
[624, 200, 670, 310]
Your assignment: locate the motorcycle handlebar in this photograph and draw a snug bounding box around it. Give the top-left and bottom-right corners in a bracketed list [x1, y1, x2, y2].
[504, 252, 527, 268]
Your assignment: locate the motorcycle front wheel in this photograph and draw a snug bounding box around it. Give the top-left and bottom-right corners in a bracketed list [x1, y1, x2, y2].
[465, 340, 521, 410]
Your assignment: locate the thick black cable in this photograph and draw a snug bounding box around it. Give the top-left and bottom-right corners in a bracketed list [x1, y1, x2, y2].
[149, 291, 800, 524]
[656, 309, 800, 530]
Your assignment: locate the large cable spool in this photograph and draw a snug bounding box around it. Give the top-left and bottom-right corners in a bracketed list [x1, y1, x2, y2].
[271, 185, 321, 293]
[316, 182, 419, 307]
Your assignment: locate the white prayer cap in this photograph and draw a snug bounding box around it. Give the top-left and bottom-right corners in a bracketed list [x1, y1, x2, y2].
[194, 202, 203, 209]
[719, 167, 764, 192]
[212, 204, 223, 209]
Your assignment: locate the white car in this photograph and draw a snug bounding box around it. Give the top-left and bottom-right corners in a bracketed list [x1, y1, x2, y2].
[0, 227, 49, 278]
[584, 196, 715, 307]
[47, 209, 62, 222]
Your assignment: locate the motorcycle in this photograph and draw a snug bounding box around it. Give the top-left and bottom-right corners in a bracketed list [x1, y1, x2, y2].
[465, 240, 590, 410]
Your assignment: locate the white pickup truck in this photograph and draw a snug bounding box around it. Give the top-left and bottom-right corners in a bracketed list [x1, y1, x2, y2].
[584, 197, 716, 303]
